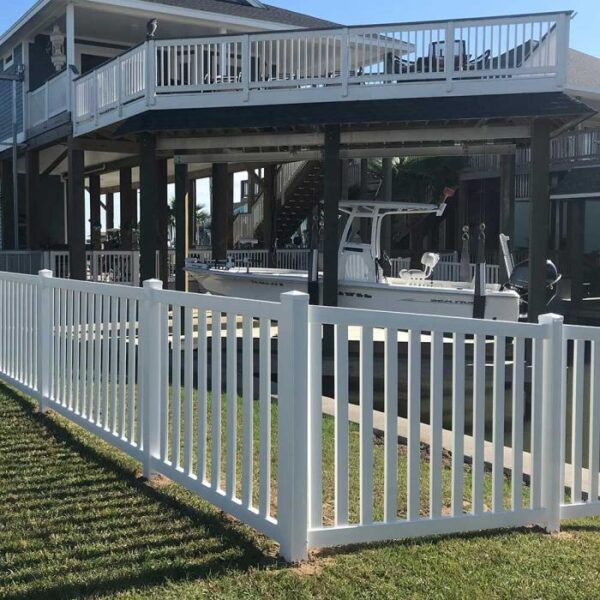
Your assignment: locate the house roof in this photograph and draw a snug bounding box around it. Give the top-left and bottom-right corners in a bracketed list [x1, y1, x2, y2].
[140, 0, 339, 29]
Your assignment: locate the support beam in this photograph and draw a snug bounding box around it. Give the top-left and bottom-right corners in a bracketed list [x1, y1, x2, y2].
[106, 192, 114, 230]
[175, 162, 189, 292]
[119, 167, 135, 250]
[567, 199, 586, 323]
[211, 163, 231, 261]
[139, 134, 161, 282]
[499, 153, 516, 280]
[528, 119, 552, 322]
[0, 159, 15, 249]
[187, 178, 196, 248]
[381, 157, 393, 256]
[67, 140, 86, 280]
[159, 125, 530, 152]
[175, 144, 517, 166]
[263, 165, 276, 264]
[499, 154, 516, 240]
[323, 126, 341, 307]
[25, 150, 41, 249]
[157, 158, 169, 285]
[89, 174, 102, 251]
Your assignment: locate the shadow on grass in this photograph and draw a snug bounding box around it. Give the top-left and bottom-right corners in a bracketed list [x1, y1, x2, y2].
[0, 384, 279, 600]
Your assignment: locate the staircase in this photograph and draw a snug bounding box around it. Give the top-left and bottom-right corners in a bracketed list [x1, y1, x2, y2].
[233, 159, 371, 247]
[273, 161, 323, 244]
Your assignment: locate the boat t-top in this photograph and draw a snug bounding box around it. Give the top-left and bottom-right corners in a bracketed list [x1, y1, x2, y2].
[187, 199, 527, 321]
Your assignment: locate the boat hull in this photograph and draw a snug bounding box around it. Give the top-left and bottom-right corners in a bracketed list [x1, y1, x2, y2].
[188, 267, 521, 321]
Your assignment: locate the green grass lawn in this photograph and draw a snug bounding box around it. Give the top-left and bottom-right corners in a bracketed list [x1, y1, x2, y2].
[2, 383, 600, 600]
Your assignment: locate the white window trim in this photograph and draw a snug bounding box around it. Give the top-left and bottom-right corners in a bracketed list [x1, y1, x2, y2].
[3, 50, 14, 70]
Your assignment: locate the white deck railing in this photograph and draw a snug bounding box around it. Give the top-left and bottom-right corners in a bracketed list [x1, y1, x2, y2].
[27, 70, 69, 129]
[1, 270, 599, 561]
[73, 12, 570, 135]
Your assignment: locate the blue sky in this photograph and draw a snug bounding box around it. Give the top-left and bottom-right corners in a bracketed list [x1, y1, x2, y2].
[0, 1, 598, 57]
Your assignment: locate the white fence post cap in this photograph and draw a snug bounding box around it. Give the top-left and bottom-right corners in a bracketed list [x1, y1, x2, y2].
[143, 278, 163, 290]
[38, 269, 53, 278]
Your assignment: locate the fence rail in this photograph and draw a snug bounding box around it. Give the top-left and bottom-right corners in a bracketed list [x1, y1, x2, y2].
[0, 269, 599, 561]
[73, 12, 570, 134]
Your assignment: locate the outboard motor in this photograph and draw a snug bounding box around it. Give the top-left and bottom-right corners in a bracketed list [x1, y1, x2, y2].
[503, 259, 562, 316]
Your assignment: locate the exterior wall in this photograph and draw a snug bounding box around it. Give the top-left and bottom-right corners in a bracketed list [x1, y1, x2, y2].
[0, 43, 23, 142]
[29, 35, 57, 92]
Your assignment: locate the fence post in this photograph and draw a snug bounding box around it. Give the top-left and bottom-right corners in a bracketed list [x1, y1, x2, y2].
[37, 270, 53, 413]
[277, 291, 309, 562]
[539, 313, 564, 532]
[142, 278, 163, 478]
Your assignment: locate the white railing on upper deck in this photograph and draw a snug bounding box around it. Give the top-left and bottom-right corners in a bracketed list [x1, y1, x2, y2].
[73, 12, 571, 132]
[28, 70, 69, 129]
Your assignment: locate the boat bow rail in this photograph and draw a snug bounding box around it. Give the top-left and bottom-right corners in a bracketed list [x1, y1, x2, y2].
[73, 12, 570, 136]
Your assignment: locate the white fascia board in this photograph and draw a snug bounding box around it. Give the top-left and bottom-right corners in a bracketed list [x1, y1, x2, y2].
[551, 192, 600, 199]
[77, 0, 301, 32]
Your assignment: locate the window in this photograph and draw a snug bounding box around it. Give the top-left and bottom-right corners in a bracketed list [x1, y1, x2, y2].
[3, 50, 14, 70]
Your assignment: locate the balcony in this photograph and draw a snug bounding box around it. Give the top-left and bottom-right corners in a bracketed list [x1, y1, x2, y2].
[72, 12, 570, 136]
[27, 70, 70, 131]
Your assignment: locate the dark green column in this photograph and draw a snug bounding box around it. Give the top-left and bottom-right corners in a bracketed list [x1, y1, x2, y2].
[175, 162, 189, 292]
[157, 158, 169, 285]
[119, 167, 134, 250]
[211, 163, 231, 261]
[188, 178, 196, 248]
[263, 164, 276, 265]
[139, 134, 161, 282]
[567, 199, 586, 322]
[89, 174, 102, 251]
[528, 119, 552, 322]
[25, 150, 40, 250]
[1, 159, 15, 249]
[323, 126, 341, 307]
[106, 192, 114, 231]
[381, 157, 393, 255]
[67, 140, 86, 280]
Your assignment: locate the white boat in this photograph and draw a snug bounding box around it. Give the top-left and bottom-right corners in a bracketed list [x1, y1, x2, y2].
[187, 201, 521, 321]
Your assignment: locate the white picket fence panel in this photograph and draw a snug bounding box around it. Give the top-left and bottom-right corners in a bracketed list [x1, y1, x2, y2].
[0, 270, 599, 561]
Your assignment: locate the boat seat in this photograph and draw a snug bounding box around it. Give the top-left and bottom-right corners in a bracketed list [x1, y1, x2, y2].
[399, 252, 440, 281]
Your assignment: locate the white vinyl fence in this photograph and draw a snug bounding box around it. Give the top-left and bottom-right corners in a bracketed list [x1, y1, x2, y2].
[0, 269, 599, 561]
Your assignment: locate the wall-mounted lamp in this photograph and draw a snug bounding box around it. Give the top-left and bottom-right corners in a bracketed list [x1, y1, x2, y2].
[49, 24, 66, 72]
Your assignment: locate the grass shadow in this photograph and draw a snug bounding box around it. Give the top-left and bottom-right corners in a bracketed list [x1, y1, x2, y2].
[0, 384, 280, 600]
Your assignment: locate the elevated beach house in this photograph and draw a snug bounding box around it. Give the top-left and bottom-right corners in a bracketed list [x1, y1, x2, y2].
[0, 1, 598, 321]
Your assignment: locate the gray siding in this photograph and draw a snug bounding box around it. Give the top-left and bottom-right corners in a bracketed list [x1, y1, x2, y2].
[0, 44, 23, 142]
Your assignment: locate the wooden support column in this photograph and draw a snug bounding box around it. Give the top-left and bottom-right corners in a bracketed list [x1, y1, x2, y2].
[567, 199, 586, 322]
[263, 164, 276, 265]
[67, 141, 86, 280]
[157, 158, 169, 285]
[0, 159, 15, 249]
[187, 178, 196, 248]
[359, 158, 369, 240]
[119, 167, 134, 250]
[528, 119, 552, 322]
[106, 192, 114, 231]
[323, 126, 341, 307]
[211, 163, 230, 261]
[499, 154, 516, 239]
[175, 162, 189, 292]
[139, 134, 161, 282]
[381, 157, 393, 255]
[89, 174, 102, 251]
[25, 150, 40, 249]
